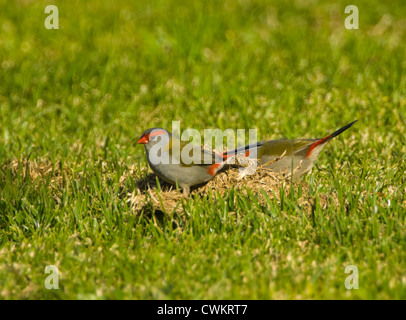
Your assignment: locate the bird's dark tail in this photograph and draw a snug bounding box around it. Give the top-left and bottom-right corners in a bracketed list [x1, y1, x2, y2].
[326, 120, 358, 141]
[305, 120, 357, 158]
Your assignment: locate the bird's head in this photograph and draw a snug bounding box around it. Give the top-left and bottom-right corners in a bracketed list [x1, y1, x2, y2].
[137, 128, 171, 149]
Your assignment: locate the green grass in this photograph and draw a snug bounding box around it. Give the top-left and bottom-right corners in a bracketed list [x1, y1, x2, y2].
[0, 0, 405, 299]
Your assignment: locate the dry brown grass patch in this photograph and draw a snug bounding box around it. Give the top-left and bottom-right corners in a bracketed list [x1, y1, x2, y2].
[125, 158, 332, 215]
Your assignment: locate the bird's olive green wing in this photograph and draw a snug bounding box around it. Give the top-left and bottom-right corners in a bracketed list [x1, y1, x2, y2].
[258, 139, 317, 158]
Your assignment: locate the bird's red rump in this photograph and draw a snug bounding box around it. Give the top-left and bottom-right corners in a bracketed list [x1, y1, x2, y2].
[306, 135, 332, 158]
[207, 163, 221, 176]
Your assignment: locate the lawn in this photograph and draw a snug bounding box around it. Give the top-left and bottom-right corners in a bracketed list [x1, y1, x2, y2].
[0, 0, 405, 299]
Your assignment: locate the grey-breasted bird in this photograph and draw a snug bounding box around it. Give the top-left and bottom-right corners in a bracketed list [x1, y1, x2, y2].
[137, 128, 227, 195]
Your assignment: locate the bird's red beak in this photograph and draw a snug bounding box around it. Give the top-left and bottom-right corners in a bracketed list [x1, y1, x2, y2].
[137, 134, 149, 144]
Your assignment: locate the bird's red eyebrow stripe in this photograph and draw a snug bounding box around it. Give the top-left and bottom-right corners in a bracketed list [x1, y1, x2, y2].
[207, 163, 221, 176]
[149, 130, 167, 136]
[306, 135, 332, 158]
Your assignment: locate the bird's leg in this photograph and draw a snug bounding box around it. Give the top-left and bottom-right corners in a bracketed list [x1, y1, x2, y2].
[182, 186, 190, 197]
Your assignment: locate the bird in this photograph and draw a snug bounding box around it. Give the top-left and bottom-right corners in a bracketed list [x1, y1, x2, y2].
[222, 120, 357, 177]
[137, 128, 228, 196]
